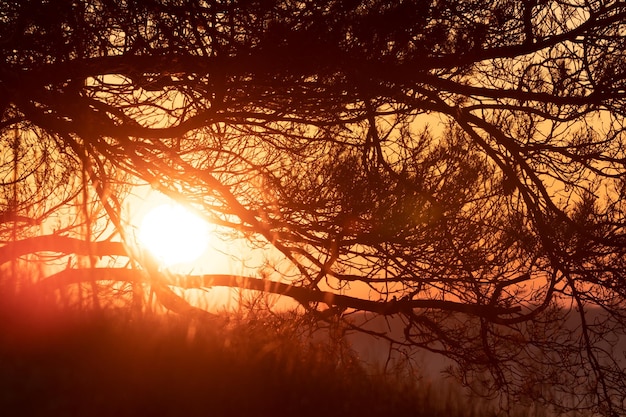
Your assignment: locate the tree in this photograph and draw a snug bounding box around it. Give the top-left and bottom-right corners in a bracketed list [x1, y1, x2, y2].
[1, 0, 626, 414]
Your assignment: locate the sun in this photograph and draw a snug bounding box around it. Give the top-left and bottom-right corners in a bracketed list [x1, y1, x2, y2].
[138, 203, 210, 267]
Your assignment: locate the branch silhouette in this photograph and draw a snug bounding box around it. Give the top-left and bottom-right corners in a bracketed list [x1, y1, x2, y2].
[7, 235, 519, 319]
[36, 268, 521, 320]
[0, 235, 128, 265]
[3, 1, 626, 413]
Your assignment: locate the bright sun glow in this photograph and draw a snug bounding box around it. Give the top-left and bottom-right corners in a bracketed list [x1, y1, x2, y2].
[138, 203, 210, 266]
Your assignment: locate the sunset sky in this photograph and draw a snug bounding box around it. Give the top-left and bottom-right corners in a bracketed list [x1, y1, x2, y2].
[2, 1, 626, 415]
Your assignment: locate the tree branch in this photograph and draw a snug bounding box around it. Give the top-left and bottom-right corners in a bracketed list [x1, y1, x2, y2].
[37, 268, 522, 321]
[0, 235, 129, 265]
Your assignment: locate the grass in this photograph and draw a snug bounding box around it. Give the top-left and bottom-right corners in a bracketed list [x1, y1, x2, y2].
[0, 293, 501, 417]
[0, 282, 568, 417]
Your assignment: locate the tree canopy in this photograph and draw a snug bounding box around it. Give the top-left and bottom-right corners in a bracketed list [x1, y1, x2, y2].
[2, 0, 626, 414]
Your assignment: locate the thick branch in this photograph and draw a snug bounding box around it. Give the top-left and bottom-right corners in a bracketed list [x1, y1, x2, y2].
[38, 268, 522, 321]
[3, 236, 521, 320]
[0, 235, 128, 264]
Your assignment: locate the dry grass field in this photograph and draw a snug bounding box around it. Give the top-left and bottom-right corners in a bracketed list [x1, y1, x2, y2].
[0, 287, 577, 417]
